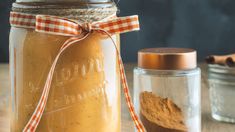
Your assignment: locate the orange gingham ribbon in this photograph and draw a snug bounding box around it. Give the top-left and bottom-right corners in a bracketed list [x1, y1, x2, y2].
[10, 12, 145, 132]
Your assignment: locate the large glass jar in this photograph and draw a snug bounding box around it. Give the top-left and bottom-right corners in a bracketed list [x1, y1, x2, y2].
[134, 48, 201, 132]
[9, 1, 120, 131]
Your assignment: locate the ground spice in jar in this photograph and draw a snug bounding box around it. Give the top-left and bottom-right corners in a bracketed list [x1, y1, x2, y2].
[140, 91, 187, 132]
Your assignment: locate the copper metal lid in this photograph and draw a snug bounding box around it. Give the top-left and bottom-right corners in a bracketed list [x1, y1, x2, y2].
[138, 48, 197, 70]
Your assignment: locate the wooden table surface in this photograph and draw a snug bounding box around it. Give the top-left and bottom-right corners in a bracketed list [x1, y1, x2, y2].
[1, 63, 235, 132]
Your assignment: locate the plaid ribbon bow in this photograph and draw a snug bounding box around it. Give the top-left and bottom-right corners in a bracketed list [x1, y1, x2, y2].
[10, 12, 145, 132]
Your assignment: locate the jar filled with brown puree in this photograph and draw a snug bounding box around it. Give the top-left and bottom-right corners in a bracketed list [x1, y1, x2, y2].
[9, 0, 120, 131]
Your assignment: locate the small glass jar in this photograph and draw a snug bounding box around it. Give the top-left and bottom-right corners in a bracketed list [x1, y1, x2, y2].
[208, 64, 235, 123]
[9, 1, 120, 131]
[134, 48, 201, 132]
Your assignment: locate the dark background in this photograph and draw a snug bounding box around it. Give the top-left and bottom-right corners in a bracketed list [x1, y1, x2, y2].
[1, 0, 235, 62]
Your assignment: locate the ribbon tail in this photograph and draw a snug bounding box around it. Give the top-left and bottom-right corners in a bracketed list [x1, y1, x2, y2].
[23, 34, 89, 132]
[23, 50, 58, 132]
[96, 29, 146, 132]
[117, 53, 146, 132]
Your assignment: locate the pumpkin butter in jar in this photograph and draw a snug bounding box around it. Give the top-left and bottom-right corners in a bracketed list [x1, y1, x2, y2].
[9, 1, 120, 132]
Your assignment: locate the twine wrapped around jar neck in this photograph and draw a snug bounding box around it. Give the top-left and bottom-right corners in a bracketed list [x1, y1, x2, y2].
[12, 2, 118, 22]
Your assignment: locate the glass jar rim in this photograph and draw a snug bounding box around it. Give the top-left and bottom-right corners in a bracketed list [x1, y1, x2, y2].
[208, 64, 235, 75]
[12, 1, 115, 9]
[134, 67, 200, 77]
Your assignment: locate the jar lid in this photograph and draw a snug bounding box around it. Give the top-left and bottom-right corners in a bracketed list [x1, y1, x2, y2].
[138, 48, 197, 70]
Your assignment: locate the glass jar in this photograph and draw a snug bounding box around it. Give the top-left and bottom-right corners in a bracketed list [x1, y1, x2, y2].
[9, 1, 120, 131]
[134, 48, 201, 132]
[208, 64, 235, 123]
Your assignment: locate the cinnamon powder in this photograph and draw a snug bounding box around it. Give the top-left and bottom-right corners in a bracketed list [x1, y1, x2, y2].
[140, 91, 187, 132]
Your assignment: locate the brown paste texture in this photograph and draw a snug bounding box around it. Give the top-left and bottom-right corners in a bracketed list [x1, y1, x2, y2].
[10, 29, 120, 132]
[140, 91, 187, 132]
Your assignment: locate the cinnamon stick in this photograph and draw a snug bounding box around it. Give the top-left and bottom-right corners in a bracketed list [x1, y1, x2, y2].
[226, 56, 235, 67]
[206, 54, 235, 66]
